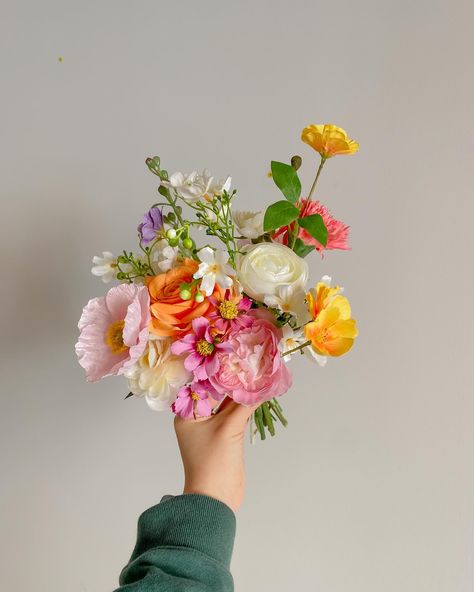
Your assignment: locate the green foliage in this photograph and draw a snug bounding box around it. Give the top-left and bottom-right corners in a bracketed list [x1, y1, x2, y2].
[271, 161, 301, 203]
[293, 238, 315, 258]
[263, 200, 299, 233]
[298, 214, 328, 246]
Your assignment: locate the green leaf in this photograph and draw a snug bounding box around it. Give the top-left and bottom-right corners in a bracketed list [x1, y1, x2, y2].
[298, 214, 328, 247]
[263, 200, 299, 233]
[293, 238, 315, 258]
[271, 161, 301, 203]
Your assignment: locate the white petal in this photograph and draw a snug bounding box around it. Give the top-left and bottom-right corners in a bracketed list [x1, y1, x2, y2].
[169, 171, 184, 187]
[197, 247, 215, 264]
[193, 262, 209, 279]
[200, 273, 216, 296]
[215, 271, 233, 290]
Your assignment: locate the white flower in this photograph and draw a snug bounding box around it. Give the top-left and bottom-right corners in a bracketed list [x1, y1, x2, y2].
[150, 239, 179, 273]
[124, 336, 191, 411]
[279, 325, 326, 366]
[279, 325, 307, 360]
[264, 284, 311, 325]
[91, 251, 118, 283]
[206, 172, 232, 198]
[193, 247, 235, 296]
[232, 210, 264, 239]
[237, 242, 308, 302]
[163, 170, 212, 203]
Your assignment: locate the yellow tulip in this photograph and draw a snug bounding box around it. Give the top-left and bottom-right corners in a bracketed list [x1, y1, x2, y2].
[301, 124, 359, 158]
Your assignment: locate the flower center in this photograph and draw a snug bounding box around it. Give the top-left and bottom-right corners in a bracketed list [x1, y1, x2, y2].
[191, 391, 201, 401]
[219, 300, 238, 320]
[196, 339, 215, 356]
[105, 319, 128, 354]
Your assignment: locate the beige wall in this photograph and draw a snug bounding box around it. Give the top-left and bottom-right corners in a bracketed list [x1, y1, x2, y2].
[1, 1, 473, 590]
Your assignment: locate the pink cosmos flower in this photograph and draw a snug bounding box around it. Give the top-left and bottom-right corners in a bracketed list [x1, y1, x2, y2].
[273, 199, 350, 253]
[209, 309, 292, 406]
[170, 317, 231, 381]
[75, 284, 150, 382]
[209, 289, 253, 333]
[171, 379, 222, 419]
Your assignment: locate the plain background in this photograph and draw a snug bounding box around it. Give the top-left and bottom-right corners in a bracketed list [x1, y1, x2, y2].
[1, 1, 473, 591]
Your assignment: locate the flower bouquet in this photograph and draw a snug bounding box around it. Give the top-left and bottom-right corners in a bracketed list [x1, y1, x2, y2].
[75, 124, 359, 441]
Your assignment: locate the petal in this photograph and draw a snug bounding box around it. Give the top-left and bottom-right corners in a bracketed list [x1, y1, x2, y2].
[197, 247, 215, 264]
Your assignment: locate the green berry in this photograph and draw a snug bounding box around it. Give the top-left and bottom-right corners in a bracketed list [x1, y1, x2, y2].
[194, 292, 204, 303]
[166, 228, 177, 239]
[180, 288, 192, 300]
[168, 237, 179, 247]
[183, 237, 193, 250]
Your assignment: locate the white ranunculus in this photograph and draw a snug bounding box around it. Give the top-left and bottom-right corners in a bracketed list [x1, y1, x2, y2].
[232, 210, 264, 239]
[237, 242, 309, 302]
[124, 336, 191, 411]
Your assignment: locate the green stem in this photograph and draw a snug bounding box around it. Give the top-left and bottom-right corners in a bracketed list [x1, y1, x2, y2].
[281, 340, 311, 357]
[300, 157, 326, 218]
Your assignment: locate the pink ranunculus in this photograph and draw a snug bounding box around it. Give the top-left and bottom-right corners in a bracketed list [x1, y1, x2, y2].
[209, 309, 292, 406]
[75, 284, 150, 382]
[273, 199, 350, 253]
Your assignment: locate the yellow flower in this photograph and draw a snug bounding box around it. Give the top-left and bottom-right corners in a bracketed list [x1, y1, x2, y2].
[304, 276, 357, 357]
[301, 124, 359, 158]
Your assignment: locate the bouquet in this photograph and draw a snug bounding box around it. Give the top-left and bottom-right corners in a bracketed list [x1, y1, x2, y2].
[75, 124, 359, 441]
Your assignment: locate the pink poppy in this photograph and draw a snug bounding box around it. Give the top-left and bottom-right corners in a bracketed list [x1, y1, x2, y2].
[75, 284, 150, 382]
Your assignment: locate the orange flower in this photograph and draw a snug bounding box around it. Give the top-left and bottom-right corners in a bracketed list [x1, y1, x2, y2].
[301, 124, 359, 158]
[147, 259, 215, 338]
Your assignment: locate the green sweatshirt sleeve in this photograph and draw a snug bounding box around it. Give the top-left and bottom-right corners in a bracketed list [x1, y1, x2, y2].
[114, 494, 236, 591]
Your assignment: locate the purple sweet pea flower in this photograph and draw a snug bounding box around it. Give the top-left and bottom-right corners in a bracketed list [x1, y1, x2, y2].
[138, 207, 163, 245]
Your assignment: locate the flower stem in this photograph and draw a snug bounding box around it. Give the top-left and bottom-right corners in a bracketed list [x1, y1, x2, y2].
[281, 340, 311, 357]
[300, 157, 326, 218]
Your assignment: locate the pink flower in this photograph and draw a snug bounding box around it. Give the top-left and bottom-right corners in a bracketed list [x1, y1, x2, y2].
[75, 284, 150, 382]
[170, 317, 231, 381]
[209, 309, 292, 406]
[209, 289, 253, 334]
[171, 379, 222, 419]
[274, 199, 350, 253]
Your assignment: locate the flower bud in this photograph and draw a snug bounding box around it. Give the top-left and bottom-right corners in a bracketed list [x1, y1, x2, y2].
[168, 237, 179, 247]
[194, 292, 204, 303]
[166, 229, 177, 239]
[291, 155, 302, 170]
[180, 288, 192, 300]
[182, 237, 193, 250]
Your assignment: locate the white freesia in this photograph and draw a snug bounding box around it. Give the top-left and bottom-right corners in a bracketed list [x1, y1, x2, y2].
[264, 284, 311, 325]
[238, 242, 308, 302]
[124, 336, 191, 411]
[232, 210, 264, 239]
[193, 247, 235, 296]
[163, 170, 212, 203]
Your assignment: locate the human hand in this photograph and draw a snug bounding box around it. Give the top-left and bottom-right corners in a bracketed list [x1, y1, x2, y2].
[174, 397, 259, 513]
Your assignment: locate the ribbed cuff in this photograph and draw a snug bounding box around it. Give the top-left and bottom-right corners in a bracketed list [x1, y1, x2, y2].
[133, 493, 236, 568]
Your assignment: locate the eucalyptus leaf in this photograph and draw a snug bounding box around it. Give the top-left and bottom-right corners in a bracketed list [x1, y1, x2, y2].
[270, 161, 301, 203]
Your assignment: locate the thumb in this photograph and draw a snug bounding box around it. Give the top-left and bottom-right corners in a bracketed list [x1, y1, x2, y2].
[216, 396, 260, 430]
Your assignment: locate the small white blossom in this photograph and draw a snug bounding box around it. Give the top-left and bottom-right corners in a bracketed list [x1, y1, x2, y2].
[163, 170, 212, 203]
[232, 210, 264, 239]
[279, 325, 327, 366]
[91, 251, 118, 283]
[150, 240, 179, 273]
[205, 171, 232, 198]
[193, 247, 235, 296]
[264, 284, 311, 325]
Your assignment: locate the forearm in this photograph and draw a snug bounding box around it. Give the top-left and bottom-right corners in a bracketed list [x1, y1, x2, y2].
[115, 494, 236, 591]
